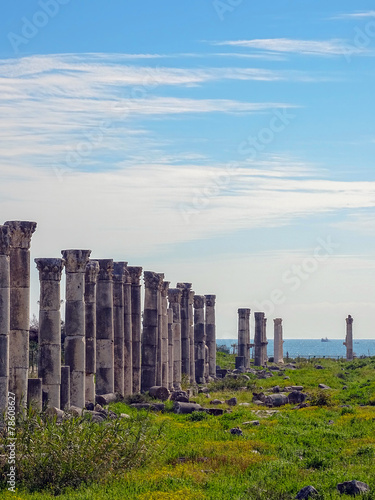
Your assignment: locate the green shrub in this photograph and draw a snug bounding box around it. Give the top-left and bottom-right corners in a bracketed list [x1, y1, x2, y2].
[187, 411, 207, 422]
[308, 390, 333, 407]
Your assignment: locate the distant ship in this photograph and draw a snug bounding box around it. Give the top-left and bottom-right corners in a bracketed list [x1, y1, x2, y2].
[321, 337, 330, 342]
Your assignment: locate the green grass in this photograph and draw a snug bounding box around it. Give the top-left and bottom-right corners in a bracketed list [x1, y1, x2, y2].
[2, 357, 375, 499]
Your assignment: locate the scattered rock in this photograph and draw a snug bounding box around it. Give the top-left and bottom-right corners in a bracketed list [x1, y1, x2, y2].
[170, 390, 189, 402]
[288, 391, 307, 405]
[328, 420, 334, 425]
[120, 413, 130, 419]
[265, 394, 289, 407]
[292, 386, 304, 391]
[174, 402, 202, 414]
[238, 402, 251, 407]
[45, 406, 64, 420]
[226, 397, 238, 406]
[295, 485, 319, 499]
[210, 399, 224, 405]
[318, 384, 330, 390]
[284, 376, 290, 380]
[95, 393, 117, 406]
[243, 420, 260, 426]
[252, 392, 266, 402]
[131, 403, 165, 412]
[253, 400, 265, 405]
[269, 365, 281, 371]
[85, 402, 94, 411]
[315, 365, 324, 370]
[229, 427, 243, 435]
[149, 386, 170, 401]
[343, 386, 348, 390]
[84, 410, 106, 423]
[205, 408, 224, 416]
[69, 405, 84, 417]
[272, 386, 281, 393]
[337, 480, 370, 496]
[198, 387, 210, 393]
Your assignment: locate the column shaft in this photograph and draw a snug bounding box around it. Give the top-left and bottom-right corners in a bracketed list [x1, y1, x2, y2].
[176, 283, 191, 379]
[128, 267, 142, 394]
[161, 281, 170, 388]
[236, 308, 250, 369]
[344, 315, 353, 361]
[85, 260, 99, 403]
[205, 295, 216, 377]
[194, 295, 206, 384]
[168, 288, 182, 390]
[167, 308, 174, 390]
[254, 312, 265, 367]
[113, 262, 126, 396]
[123, 266, 133, 395]
[0, 226, 10, 415]
[273, 318, 284, 364]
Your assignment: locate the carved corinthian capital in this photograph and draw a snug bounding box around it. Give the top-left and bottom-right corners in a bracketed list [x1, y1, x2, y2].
[35, 258, 65, 281]
[5, 220, 37, 249]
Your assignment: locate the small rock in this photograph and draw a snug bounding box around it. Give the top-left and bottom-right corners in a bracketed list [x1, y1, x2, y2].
[85, 410, 106, 422]
[343, 386, 348, 390]
[229, 427, 243, 435]
[337, 480, 370, 496]
[315, 365, 324, 369]
[272, 386, 281, 393]
[292, 386, 304, 391]
[120, 413, 130, 419]
[198, 387, 210, 393]
[210, 399, 224, 405]
[253, 400, 265, 405]
[243, 420, 260, 426]
[85, 402, 94, 411]
[284, 376, 290, 380]
[328, 420, 334, 425]
[226, 397, 238, 406]
[45, 406, 64, 420]
[252, 392, 266, 402]
[295, 485, 318, 499]
[318, 384, 330, 389]
[205, 408, 224, 416]
[288, 391, 307, 405]
[238, 402, 251, 407]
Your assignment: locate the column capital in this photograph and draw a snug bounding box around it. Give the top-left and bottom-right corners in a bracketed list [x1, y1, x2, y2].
[161, 281, 170, 298]
[189, 290, 195, 304]
[157, 273, 165, 291]
[168, 288, 182, 304]
[274, 318, 282, 325]
[62, 249, 91, 272]
[0, 225, 11, 256]
[205, 295, 216, 307]
[346, 315, 353, 325]
[5, 220, 37, 249]
[95, 259, 114, 280]
[177, 282, 192, 290]
[35, 258, 65, 281]
[193, 295, 205, 309]
[144, 271, 164, 290]
[254, 311, 265, 320]
[113, 261, 127, 283]
[85, 260, 100, 283]
[127, 266, 143, 285]
[238, 308, 250, 319]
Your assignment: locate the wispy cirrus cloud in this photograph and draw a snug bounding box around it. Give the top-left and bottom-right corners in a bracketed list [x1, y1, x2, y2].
[213, 38, 367, 56]
[331, 11, 375, 20]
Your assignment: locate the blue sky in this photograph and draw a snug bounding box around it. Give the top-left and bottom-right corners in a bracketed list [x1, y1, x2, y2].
[1, 1, 375, 339]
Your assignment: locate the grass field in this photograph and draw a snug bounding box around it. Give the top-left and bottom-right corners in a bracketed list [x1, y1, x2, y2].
[1, 356, 375, 499]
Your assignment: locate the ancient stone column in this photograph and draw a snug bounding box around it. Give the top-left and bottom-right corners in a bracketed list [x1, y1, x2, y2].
[142, 271, 163, 392]
[262, 317, 268, 364]
[62, 249, 91, 408]
[167, 307, 174, 390]
[273, 318, 284, 364]
[194, 295, 206, 384]
[156, 273, 164, 386]
[35, 258, 64, 408]
[205, 295, 216, 377]
[161, 281, 170, 388]
[128, 267, 142, 394]
[168, 288, 182, 390]
[0, 225, 10, 415]
[344, 315, 353, 361]
[254, 312, 265, 367]
[27, 378, 42, 411]
[5, 220, 37, 410]
[123, 265, 133, 395]
[84, 260, 99, 404]
[60, 366, 70, 410]
[112, 262, 126, 396]
[95, 259, 114, 395]
[176, 283, 191, 379]
[236, 309, 251, 370]
[189, 290, 195, 384]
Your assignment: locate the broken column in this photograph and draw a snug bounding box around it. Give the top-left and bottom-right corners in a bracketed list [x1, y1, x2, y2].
[176, 283, 191, 380]
[167, 307, 174, 390]
[84, 260, 99, 404]
[35, 258, 64, 408]
[95, 259, 114, 395]
[142, 271, 163, 392]
[254, 312, 265, 367]
[168, 288, 182, 390]
[123, 264, 133, 395]
[236, 309, 251, 370]
[112, 262, 126, 396]
[189, 289, 195, 383]
[128, 266, 142, 394]
[205, 295, 216, 377]
[5, 220, 37, 410]
[273, 318, 284, 364]
[0, 225, 10, 415]
[161, 281, 170, 388]
[262, 317, 268, 364]
[194, 295, 206, 384]
[344, 315, 353, 361]
[62, 249, 91, 408]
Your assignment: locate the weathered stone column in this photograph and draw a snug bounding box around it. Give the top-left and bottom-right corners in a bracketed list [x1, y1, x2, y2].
[205, 295, 216, 377]
[273, 318, 284, 364]
[35, 258, 64, 408]
[62, 249, 91, 408]
[262, 317, 268, 365]
[161, 281, 170, 388]
[142, 271, 163, 392]
[189, 290, 195, 384]
[5, 220, 37, 409]
[156, 273, 164, 386]
[254, 312, 265, 367]
[84, 260, 99, 404]
[123, 265, 133, 395]
[176, 283, 191, 379]
[194, 295, 206, 384]
[344, 315, 353, 361]
[95, 259, 114, 395]
[167, 307, 174, 390]
[0, 225, 10, 415]
[113, 262, 126, 396]
[236, 309, 251, 370]
[27, 378, 42, 411]
[128, 267, 142, 394]
[168, 288, 182, 390]
[60, 366, 70, 409]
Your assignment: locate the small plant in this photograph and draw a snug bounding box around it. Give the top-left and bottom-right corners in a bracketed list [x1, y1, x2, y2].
[187, 411, 207, 422]
[308, 390, 333, 407]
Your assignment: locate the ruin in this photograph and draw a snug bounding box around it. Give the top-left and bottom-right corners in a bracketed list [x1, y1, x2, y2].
[273, 318, 284, 364]
[236, 308, 251, 370]
[344, 315, 353, 361]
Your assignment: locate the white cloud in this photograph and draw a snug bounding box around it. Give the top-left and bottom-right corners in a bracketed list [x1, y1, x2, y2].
[332, 11, 375, 20]
[214, 38, 367, 56]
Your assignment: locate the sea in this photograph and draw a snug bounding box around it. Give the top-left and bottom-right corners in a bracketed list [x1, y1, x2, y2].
[217, 339, 375, 359]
